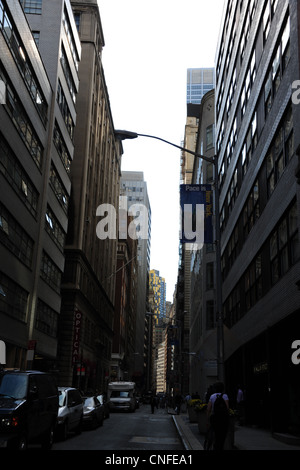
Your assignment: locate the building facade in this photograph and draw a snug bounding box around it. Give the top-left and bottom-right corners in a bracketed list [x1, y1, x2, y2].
[120, 171, 151, 390]
[215, 0, 300, 433]
[57, 0, 123, 391]
[190, 89, 217, 398]
[0, 0, 80, 371]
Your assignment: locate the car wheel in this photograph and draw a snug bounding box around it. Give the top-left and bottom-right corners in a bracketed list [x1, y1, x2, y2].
[17, 435, 27, 450]
[41, 424, 54, 450]
[59, 421, 68, 440]
[75, 415, 82, 434]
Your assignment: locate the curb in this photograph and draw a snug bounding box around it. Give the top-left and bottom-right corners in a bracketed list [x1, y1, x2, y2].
[172, 414, 203, 451]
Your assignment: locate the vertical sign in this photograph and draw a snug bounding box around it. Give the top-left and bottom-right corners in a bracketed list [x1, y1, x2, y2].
[72, 310, 82, 364]
[180, 184, 213, 245]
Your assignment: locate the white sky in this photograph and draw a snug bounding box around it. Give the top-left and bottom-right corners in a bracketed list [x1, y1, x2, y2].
[98, 0, 225, 301]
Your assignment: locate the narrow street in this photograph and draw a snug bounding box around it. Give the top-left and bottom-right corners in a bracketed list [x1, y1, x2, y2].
[53, 405, 184, 452]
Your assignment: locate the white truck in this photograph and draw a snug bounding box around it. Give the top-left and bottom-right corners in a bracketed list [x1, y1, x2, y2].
[107, 381, 137, 412]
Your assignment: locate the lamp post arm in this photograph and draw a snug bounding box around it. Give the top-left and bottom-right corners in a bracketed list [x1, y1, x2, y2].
[114, 130, 214, 164]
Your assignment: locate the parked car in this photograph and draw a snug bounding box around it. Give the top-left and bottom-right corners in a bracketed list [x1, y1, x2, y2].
[97, 394, 110, 419]
[83, 396, 104, 428]
[0, 370, 58, 450]
[56, 387, 83, 440]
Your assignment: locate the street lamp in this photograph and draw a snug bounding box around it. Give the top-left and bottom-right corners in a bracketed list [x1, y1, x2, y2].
[115, 130, 225, 384]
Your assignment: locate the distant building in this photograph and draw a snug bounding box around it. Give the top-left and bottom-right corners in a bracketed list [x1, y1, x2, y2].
[120, 171, 151, 390]
[149, 270, 166, 322]
[187, 68, 214, 104]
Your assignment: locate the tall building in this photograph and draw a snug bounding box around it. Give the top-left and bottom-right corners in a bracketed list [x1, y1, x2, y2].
[149, 269, 166, 321]
[0, 0, 80, 370]
[187, 68, 215, 105]
[56, 0, 123, 390]
[215, 0, 300, 433]
[120, 171, 151, 390]
[190, 89, 217, 398]
[111, 214, 138, 382]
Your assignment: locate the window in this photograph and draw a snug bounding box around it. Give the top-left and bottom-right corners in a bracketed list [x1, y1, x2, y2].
[245, 254, 262, 311]
[0, 66, 43, 168]
[0, 202, 34, 267]
[266, 105, 293, 198]
[206, 263, 214, 290]
[53, 122, 72, 174]
[243, 180, 260, 239]
[40, 251, 62, 292]
[0, 271, 28, 322]
[270, 202, 299, 285]
[206, 125, 214, 150]
[45, 206, 66, 251]
[0, 132, 38, 216]
[20, 0, 42, 15]
[49, 164, 69, 213]
[57, 80, 74, 139]
[206, 300, 215, 330]
[264, 16, 290, 118]
[242, 112, 257, 176]
[35, 299, 58, 337]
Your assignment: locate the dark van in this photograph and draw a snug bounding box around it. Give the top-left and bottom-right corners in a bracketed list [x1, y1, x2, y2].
[0, 370, 58, 449]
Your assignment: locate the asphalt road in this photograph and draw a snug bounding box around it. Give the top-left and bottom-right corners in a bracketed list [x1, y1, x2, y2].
[52, 405, 184, 452]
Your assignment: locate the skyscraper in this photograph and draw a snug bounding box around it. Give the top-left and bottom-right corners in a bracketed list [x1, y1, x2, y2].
[187, 68, 215, 104]
[0, 0, 80, 370]
[215, 0, 299, 432]
[149, 269, 166, 322]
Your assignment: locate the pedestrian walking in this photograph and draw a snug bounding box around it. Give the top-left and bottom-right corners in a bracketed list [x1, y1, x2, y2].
[174, 394, 182, 414]
[236, 384, 245, 425]
[206, 382, 229, 450]
[150, 395, 155, 414]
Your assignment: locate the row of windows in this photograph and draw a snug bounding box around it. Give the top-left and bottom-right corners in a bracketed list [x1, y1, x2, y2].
[224, 201, 299, 328]
[60, 44, 76, 104]
[0, 269, 59, 336]
[57, 80, 74, 140]
[0, 201, 34, 267]
[62, 7, 79, 72]
[216, 0, 282, 163]
[0, 0, 47, 124]
[19, 0, 42, 15]
[53, 121, 72, 173]
[222, 103, 294, 279]
[0, 270, 28, 322]
[40, 250, 61, 293]
[0, 63, 43, 169]
[49, 163, 69, 213]
[35, 298, 58, 337]
[0, 131, 39, 217]
[219, 11, 291, 234]
[45, 205, 66, 252]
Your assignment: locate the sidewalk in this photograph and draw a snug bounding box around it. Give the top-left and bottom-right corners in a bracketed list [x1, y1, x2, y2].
[172, 410, 300, 451]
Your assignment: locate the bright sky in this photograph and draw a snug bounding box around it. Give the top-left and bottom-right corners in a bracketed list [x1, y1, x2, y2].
[98, 0, 225, 301]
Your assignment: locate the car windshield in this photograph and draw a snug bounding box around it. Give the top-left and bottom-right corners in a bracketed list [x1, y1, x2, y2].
[0, 374, 28, 399]
[84, 397, 94, 407]
[111, 391, 129, 398]
[58, 390, 67, 407]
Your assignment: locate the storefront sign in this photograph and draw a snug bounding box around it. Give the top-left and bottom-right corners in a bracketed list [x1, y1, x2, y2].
[72, 310, 82, 364]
